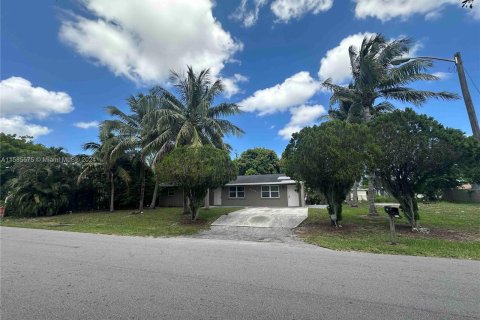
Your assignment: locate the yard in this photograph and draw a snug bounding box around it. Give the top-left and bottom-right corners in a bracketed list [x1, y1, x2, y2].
[0, 207, 240, 237]
[296, 202, 480, 260]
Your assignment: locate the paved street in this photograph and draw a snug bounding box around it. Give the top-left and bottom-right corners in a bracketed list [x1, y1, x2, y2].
[1, 227, 479, 320]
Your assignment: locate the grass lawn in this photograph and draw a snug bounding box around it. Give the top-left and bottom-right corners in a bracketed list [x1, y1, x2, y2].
[296, 202, 480, 260]
[0, 207, 241, 237]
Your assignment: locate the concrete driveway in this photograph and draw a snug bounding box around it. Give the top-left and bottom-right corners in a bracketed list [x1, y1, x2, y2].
[211, 207, 308, 228]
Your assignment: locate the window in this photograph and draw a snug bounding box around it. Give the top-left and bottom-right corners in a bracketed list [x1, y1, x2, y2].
[229, 186, 245, 198]
[168, 188, 175, 196]
[261, 185, 280, 198]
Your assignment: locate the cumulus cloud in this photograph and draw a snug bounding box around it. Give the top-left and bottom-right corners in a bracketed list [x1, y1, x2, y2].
[74, 121, 100, 129]
[231, 0, 268, 27]
[59, 0, 243, 91]
[271, 0, 333, 22]
[221, 74, 249, 98]
[278, 104, 326, 139]
[239, 71, 320, 115]
[0, 77, 73, 119]
[354, 0, 480, 21]
[0, 116, 51, 138]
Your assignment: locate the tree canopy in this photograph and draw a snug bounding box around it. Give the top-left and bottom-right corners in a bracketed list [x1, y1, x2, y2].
[235, 148, 281, 175]
[156, 145, 237, 220]
[371, 108, 478, 226]
[284, 121, 374, 225]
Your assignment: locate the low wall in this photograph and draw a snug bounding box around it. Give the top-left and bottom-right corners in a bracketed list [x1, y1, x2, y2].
[442, 189, 480, 203]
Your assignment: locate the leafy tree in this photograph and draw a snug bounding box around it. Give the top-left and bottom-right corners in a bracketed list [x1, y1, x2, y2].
[323, 34, 458, 215]
[235, 148, 280, 175]
[370, 109, 477, 227]
[77, 130, 131, 212]
[0, 134, 46, 199]
[284, 121, 374, 226]
[156, 145, 236, 221]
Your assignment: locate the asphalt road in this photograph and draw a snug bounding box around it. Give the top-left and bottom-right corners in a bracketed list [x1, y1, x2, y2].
[1, 227, 479, 320]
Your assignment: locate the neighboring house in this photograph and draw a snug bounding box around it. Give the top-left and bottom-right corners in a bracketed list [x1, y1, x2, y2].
[156, 174, 305, 208]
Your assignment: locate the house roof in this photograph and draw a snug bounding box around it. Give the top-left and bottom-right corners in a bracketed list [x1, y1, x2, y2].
[225, 174, 296, 186]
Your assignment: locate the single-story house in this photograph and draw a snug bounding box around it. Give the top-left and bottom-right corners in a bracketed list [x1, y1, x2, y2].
[157, 173, 305, 207]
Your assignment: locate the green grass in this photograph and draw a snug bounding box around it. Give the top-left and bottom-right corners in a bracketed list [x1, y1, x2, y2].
[0, 207, 241, 237]
[297, 202, 480, 260]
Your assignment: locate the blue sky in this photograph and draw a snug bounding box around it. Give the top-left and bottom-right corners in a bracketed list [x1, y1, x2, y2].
[1, 0, 479, 157]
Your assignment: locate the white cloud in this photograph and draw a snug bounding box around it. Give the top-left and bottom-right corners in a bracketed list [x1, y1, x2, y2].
[231, 0, 268, 27]
[432, 72, 452, 80]
[239, 71, 320, 115]
[59, 0, 243, 87]
[75, 121, 100, 129]
[318, 32, 374, 84]
[271, 0, 333, 22]
[0, 77, 73, 119]
[0, 116, 51, 138]
[318, 33, 423, 84]
[278, 104, 326, 139]
[354, 0, 480, 21]
[221, 74, 249, 98]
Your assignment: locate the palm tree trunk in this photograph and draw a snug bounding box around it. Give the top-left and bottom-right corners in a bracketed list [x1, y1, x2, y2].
[139, 156, 145, 212]
[149, 180, 159, 209]
[109, 171, 114, 212]
[367, 174, 377, 215]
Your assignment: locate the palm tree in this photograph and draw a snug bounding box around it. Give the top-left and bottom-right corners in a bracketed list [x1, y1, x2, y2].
[152, 66, 244, 149]
[147, 66, 244, 212]
[323, 34, 458, 215]
[77, 130, 130, 212]
[102, 93, 161, 212]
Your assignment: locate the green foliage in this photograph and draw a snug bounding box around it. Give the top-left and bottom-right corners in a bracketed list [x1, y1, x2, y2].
[234, 147, 280, 175]
[156, 145, 236, 220]
[284, 121, 375, 225]
[371, 109, 477, 225]
[0, 134, 46, 199]
[78, 130, 131, 212]
[5, 148, 73, 217]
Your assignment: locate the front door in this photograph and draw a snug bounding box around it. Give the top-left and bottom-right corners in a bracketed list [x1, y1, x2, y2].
[213, 187, 222, 206]
[287, 185, 299, 207]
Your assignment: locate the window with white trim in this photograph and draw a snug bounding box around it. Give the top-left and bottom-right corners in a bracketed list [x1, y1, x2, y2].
[229, 186, 245, 198]
[261, 185, 280, 198]
[167, 188, 175, 196]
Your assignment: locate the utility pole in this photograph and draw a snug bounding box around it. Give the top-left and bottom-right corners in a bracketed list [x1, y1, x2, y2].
[454, 52, 480, 141]
[401, 53, 480, 141]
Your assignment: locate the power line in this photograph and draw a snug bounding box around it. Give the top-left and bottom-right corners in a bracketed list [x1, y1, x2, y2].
[465, 68, 480, 96]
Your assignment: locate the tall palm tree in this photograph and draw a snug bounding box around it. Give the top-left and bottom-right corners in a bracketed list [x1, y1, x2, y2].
[151, 66, 244, 149]
[102, 93, 161, 212]
[323, 34, 458, 215]
[147, 66, 244, 212]
[77, 130, 130, 212]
